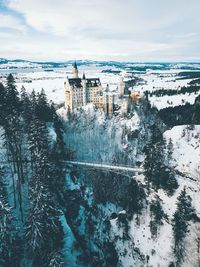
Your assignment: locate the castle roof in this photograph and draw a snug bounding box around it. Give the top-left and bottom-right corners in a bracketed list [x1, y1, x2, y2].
[68, 78, 82, 87]
[86, 78, 101, 87]
[68, 77, 101, 88]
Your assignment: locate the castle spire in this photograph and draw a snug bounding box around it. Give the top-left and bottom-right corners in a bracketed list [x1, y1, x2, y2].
[73, 61, 78, 69]
[82, 73, 86, 80]
[72, 60, 79, 78]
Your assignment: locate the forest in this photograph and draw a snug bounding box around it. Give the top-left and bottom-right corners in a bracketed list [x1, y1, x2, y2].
[158, 94, 200, 127]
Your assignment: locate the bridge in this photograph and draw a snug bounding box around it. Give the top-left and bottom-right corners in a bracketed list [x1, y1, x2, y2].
[65, 160, 144, 173]
[0, 159, 144, 174]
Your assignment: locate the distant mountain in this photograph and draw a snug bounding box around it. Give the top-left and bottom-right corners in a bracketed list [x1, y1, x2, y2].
[1, 58, 200, 71]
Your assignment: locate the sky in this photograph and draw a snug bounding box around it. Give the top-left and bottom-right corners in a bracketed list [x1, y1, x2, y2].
[0, 0, 200, 62]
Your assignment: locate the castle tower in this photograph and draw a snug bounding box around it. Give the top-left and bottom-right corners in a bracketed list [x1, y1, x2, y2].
[108, 94, 114, 116]
[118, 76, 125, 97]
[82, 73, 87, 106]
[64, 79, 73, 110]
[72, 61, 79, 78]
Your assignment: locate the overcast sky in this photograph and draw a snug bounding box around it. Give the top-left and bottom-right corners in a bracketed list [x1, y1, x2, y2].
[0, 0, 200, 62]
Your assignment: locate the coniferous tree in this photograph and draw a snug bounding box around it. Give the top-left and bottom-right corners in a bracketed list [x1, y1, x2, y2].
[26, 116, 64, 266]
[172, 187, 194, 266]
[0, 83, 6, 125]
[167, 138, 173, 164]
[144, 125, 178, 194]
[0, 168, 13, 267]
[26, 178, 62, 266]
[20, 86, 32, 126]
[144, 125, 165, 190]
[49, 102, 65, 157]
[149, 195, 166, 238]
[36, 89, 52, 121]
[26, 147, 63, 266]
[126, 179, 146, 218]
[0, 75, 66, 265]
[2, 76, 26, 221]
[5, 74, 20, 115]
[28, 117, 49, 167]
[48, 251, 65, 267]
[30, 90, 37, 115]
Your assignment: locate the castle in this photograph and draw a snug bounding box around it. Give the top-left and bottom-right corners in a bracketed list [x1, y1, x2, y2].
[64, 62, 143, 115]
[64, 62, 115, 115]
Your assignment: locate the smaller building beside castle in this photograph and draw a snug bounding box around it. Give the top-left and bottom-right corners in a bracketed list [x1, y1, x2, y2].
[118, 76, 126, 97]
[117, 75, 143, 101]
[64, 62, 115, 115]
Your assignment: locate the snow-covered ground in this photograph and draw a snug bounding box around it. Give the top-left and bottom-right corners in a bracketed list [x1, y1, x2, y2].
[164, 125, 200, 181]
[150, 92, 198, 110]
[0, 64, 120, 104]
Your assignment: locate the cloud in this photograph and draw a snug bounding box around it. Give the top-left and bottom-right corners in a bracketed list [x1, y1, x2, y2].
[6, 0, 186, 38]
[1, 0, 200, 61]
[0, 13, 27, 33]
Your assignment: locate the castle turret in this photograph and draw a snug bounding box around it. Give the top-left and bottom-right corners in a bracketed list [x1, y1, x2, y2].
[118, 76, 125, 97]
[81, 73, 87, 106]
[72, 61, 79, 78]
[108, 94, 114, 116]
[64, 78, 73, 110]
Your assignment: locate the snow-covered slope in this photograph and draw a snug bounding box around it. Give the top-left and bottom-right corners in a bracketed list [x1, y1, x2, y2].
[59, 103, 200, 266]
[108, 125, 200, 267]
[164, 125, 200, 177]
[59, 105, 143, 165]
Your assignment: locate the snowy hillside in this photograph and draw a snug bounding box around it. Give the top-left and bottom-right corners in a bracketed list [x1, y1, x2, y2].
[164, 125, 200, 177]
[127, 125, 200, 267]
[57, 92, 200, 266]
[59, 105, 142, 165]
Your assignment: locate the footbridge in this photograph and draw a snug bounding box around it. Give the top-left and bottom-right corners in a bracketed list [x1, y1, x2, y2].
[0, 159, 144, 174]
[65, 160, 144, 173]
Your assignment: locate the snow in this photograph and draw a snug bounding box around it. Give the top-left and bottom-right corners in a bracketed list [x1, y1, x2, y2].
[0, 127, 6, 161]
[62, 107, 141, 165]
[48, 123, 57, 144]
[164, 125, 200, 180]
[108, 124, 200, 267]
[129, 209, 174, 267]
[150, 92, 197, 110]
[65, 172, 80, 190]
[0, 64, 120, 104]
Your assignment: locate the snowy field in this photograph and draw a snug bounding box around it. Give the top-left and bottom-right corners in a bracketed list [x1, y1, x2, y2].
[150, 92, 198, 110]
[0, 64, 120, 104]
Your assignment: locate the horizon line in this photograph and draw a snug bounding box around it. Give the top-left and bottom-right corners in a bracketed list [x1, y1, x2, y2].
[1, 57, 200, 64]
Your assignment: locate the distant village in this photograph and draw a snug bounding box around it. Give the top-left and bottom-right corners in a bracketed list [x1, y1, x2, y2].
[64, 62, 143, 116]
